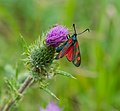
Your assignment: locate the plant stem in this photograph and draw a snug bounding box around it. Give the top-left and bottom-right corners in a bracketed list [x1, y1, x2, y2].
[2, 75, 34, 111]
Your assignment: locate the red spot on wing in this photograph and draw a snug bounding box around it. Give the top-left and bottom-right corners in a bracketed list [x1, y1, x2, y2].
[75, 50, 80, 56]
[58, 51, 63, 58]
[66, 46, 74, 61]
[74, 57, 80, 66]
[68, 38, 72, 43]
[77, 56, 80, 61]
[74, 60, 77, 65]
[76, 42, 79, 48]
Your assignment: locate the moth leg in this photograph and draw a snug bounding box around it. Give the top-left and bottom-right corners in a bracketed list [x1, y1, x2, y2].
[67, 34, 70, 39]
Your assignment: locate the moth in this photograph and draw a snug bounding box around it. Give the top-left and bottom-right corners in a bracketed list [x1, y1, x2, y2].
[55, 24, 89, 67]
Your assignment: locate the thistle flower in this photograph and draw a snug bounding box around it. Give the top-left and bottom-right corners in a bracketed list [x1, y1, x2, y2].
[40, 102, 62, 111]
[46, 25, 68, 47]
[26, 25, 68, 80]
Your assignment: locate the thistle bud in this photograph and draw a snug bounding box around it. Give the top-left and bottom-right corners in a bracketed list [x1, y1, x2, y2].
[26, 25, 68, 79]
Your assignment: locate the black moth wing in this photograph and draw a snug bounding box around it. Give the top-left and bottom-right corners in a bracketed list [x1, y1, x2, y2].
[55, 38, 73, 59]
[56, 41, 67, 53]
[72, 41, 81, 67]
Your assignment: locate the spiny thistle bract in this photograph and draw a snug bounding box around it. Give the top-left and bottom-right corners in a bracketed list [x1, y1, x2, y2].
[25, 25, 68, 80]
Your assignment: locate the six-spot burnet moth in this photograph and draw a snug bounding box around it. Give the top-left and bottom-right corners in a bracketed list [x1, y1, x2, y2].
[55, 24, 89, 67]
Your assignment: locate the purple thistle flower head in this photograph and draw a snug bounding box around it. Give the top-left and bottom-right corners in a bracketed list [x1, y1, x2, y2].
[46, 25, 68, 48]
[40, 102, 62, 111]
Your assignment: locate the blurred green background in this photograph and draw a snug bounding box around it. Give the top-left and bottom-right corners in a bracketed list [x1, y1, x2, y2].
[0, 0, 120, 111]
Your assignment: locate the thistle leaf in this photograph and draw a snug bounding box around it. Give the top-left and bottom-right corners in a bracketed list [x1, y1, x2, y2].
[55, 70, 76, 79]
[39, 82, 59, 100]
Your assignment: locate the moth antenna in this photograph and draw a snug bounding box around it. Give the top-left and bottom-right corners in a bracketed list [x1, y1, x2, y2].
[78, 28, 90, 35]
[73, 24, 77, 34]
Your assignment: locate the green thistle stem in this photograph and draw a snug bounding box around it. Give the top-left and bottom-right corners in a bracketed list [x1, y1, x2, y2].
[2, 75, 34, 111]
